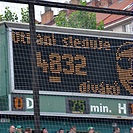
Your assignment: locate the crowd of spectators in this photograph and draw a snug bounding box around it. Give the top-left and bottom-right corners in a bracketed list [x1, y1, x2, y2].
[9, 125, 133, 133]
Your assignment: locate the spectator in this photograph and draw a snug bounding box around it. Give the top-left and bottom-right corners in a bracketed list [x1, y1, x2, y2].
[24, 127, 32, 133]
[59, 128, 64, 133]
[87, 127, 94, 133]
[69, 126, 76, 133]
[9, 125, 16, 133]
[113, 127, 120, 133]
[130, 127, 133, 133]
[42, 127, 48, 133]
[16, 125, 23, 133]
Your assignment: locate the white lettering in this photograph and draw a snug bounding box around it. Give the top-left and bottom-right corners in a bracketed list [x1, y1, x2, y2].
[100, 103, 102, 112]
[118, 103, 126, 114]
[26, 98, 34, 109]
[103, 105, 109, 113]
[90, 103, 109, 113]
[91, 105, 99, 112]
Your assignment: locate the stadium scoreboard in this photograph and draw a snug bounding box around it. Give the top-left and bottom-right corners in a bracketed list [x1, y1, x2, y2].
[0, 22, 132, 118]
[10, 27, 133, 96]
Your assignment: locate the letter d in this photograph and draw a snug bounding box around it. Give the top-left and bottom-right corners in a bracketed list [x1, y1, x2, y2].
[26, 98, 34, 109]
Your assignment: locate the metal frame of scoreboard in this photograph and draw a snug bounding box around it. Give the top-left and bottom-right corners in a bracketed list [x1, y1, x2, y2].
[0, 22, 133, 119]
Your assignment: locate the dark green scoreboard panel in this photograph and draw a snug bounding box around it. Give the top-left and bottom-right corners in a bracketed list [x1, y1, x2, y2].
[9, 94, 133, 118]
[11, 30, 133, 96]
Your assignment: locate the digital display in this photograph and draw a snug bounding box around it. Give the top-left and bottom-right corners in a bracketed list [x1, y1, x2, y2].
[128, 103, 133, 116]
[11, 30, 133, 96]
[66, 98, 89, 114]
[11, 95, 26, 111]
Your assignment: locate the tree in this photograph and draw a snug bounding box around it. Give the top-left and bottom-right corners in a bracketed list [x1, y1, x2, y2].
[0, 7, 18, 22]
[55, 0, 104, 30]
[20, 7, 29, 23]
[0, 6, 29, 23]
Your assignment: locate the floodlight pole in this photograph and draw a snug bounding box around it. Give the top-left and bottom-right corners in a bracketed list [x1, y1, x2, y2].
[29, 2, 40, 133]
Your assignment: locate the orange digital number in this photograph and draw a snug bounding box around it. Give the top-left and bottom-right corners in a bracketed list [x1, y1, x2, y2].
[131, 104, 133, 114]
[75, 55, 87, 75]
[14, 97, 23, 109]
[49, 53, 61, 73]
[62, 54, 74, 74]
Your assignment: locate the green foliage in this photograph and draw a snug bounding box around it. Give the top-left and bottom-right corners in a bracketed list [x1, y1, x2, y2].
[0, 15, 3, 21]
[0, 6, 29, 23]
[97, 21, 104, 30]
[55, 11, 68, 27]
[0, 7, 18, 22]
[80, 0, 87, 6]
[55, 0, 104, 30]
[20, 7, 29, 23]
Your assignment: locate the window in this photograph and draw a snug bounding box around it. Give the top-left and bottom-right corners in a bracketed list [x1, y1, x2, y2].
[123, 23, 133, 33]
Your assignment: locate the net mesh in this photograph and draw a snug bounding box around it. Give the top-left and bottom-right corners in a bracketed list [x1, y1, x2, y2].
[0, 0, 133, 133]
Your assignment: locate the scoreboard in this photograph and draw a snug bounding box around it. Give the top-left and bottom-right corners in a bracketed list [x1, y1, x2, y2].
[0, 22, 132, 119]
[10, 27, 133, 96]
[8, 94, 133, 119]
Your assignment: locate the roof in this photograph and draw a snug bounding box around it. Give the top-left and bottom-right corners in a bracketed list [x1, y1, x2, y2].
[95, 0, 133, 25]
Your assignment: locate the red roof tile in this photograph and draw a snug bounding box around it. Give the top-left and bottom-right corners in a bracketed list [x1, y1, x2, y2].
[95, 0, 133, 25]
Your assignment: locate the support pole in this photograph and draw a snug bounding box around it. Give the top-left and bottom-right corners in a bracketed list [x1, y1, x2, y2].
[29, 2, 40, 133]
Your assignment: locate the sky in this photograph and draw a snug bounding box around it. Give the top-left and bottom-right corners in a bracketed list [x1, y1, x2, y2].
[0, 0, 91, 22]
